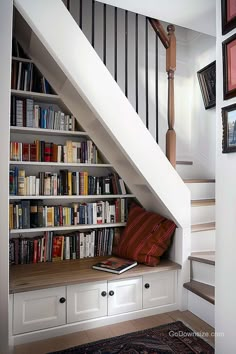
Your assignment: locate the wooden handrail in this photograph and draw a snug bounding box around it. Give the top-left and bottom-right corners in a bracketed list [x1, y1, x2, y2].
[148, 19, 176, 168]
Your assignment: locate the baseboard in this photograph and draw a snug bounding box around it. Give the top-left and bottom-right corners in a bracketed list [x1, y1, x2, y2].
[12, 303, 178, 345]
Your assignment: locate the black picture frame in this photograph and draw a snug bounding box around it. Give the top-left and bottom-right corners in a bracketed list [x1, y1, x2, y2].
[222, 103, 236, 153]
[222, 33, 236, 100]
[197, 61, 216, 110]
[222, 0, 236, 35]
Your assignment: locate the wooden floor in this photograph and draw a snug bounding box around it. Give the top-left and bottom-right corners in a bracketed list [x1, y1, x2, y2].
[13, 310, 215, 354]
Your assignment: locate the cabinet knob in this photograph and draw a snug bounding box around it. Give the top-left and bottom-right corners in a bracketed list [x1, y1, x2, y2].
[144, 283, 150, 289]
[101, 291, 107, 297]
[59, 297, 66, 303]
[109, 290, 114, 296]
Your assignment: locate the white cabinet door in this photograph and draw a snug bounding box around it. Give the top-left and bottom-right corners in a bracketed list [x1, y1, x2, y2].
[67, 281, 107, 323]
[13, 287, 66, 334]
[108, 277, 142, 316]
[143, 271, 176, 309]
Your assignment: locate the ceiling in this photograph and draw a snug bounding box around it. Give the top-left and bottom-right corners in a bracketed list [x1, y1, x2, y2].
[95, 0, 216, 37]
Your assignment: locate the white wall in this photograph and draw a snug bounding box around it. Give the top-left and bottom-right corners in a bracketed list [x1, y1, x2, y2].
[215, 0, 236, 352]
[0, 0, 13, 352]
[188, 32, 216, 178]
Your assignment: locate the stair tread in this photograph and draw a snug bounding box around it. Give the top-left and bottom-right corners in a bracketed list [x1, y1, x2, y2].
[184, 179, 215, 183]
[183, 280, 215, 304]
[189, 251, 215, 265]
[191, 222, 216, 232]
[191, 199, 215, 207]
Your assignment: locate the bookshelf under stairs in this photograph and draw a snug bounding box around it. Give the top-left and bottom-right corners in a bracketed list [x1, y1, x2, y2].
[9, 13, 189, 346]
[184, 178, 216, 327]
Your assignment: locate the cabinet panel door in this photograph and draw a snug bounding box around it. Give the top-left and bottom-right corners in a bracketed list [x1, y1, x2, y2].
[13, 287, 66, 334]
[143, 271, 176, 309]
[108, 277, 142, 316]
[67, 281, 107, 323]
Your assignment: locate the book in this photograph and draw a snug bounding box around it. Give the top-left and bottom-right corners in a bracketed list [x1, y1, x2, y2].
[92, 257, 137, 274]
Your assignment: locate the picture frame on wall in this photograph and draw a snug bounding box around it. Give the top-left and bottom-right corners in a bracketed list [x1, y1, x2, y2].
[222, 103, 236, 153]
[222, 0, 236, 35]
[222, 33, 236, 100]
[197, 61, 216, 110]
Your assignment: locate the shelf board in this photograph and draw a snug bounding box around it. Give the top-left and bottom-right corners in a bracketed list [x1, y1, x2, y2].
[9, 161, 112, 168]
[11, 89, 59, 101]
[9, 194, 134, 200]
[10, 126, 88, 137]
[9, 223, 126, 234]
[12, 56, 33, 63]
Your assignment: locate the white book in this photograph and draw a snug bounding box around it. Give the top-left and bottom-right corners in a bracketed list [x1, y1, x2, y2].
[65, 237, 70, 260]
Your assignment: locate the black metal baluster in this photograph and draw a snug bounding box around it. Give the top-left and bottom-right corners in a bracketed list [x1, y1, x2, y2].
[114, 7, 118, 82]
[145, 17, 149, 129]
[155, 34, 158, 143]
[79, 0, 83, 29]
[135, 14, 139, 113]
[103, 4, 107, 65]
[125, 10, 128, 97]
[92, 0, 95, 47]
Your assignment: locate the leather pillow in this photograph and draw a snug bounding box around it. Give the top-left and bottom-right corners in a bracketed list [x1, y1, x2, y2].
[113, 204, 176, 266]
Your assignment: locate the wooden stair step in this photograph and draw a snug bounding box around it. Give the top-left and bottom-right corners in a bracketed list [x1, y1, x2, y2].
[183, 280, 215, 304]
[184, 179, 215, 183]
[191, 199, 215, 207]
[191, 222, 215, 232]
[189, 251, 215, 265]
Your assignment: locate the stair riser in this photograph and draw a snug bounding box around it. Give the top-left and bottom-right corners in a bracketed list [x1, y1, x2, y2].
[191, 229, 215, 252]
[187, 291, 214, 327]
[187, 183, 215, 200]
[191, 261, 215, 286]
[191, 205, 215, 224]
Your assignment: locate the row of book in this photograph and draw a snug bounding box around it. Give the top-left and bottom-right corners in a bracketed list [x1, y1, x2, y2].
[11, 96, 76, 131]
[9, 228, 121, 264]
[11, 60, 54, 94]
[9, 199, 128, 229]
[10, 139, 98, 163]
[9, 169, 127, 196]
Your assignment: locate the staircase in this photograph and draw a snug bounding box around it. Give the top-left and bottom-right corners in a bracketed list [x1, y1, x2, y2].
[183, 178, 215, 327]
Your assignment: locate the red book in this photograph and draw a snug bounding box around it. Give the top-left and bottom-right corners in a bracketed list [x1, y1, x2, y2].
[22, 143, 30, 161]
[33, 239, 38, 263]
[52, 236, 64, 262]
[44, 142, 52, 162]
[30, 143, 37, 161]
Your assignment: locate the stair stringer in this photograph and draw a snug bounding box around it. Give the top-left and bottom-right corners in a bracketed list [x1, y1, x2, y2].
[14, 0, 191, 309]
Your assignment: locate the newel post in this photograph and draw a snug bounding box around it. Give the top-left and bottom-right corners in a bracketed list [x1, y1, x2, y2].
[166, 24, 176, 168]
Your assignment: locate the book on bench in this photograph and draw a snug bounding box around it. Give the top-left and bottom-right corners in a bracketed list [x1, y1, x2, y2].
[92, 257, 137, 274]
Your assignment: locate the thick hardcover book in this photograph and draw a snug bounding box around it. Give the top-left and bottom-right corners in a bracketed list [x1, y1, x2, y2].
[92, 257, 137, 274]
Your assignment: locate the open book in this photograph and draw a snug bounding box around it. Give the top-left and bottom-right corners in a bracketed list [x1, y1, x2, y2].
[92, 257, 137, 274]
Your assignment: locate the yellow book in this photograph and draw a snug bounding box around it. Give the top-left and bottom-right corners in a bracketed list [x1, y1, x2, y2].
[68, 171, 72, 196]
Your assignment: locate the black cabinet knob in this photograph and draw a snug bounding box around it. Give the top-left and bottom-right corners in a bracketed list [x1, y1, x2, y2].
[59, 297, 66, 303]
[144, 283, 150, 289]
[109, 290, 114, 296]
[101, 291, 107, 297]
